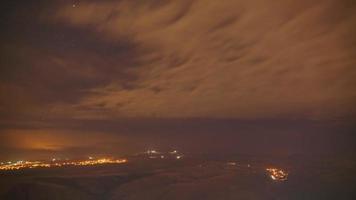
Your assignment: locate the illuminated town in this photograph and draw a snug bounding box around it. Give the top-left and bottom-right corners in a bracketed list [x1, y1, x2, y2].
[266, 168, 288, 181]
[0, 158, 127, 171]
[0, 149, 185, 171]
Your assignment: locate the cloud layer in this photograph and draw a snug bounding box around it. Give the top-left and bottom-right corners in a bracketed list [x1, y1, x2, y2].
[49, 0, 356, 119]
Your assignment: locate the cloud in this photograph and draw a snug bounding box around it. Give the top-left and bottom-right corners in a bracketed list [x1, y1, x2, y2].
[49, 0, 356, 119]
[1, 0, 356, 120]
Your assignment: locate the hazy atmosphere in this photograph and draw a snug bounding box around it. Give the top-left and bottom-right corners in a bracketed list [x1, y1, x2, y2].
[1, 0, 356, 160]
[1, 1, 356, 199]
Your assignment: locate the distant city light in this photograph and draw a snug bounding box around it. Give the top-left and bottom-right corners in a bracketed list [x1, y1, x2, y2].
[142, 149, 184, 160]
[0, 158, 127, 171]
[266, 168, 288, 181]
[147, 150, 158, 154]
[170, 150, 178, 154]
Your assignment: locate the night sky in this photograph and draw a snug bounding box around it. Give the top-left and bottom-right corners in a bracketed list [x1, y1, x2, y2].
[1, 0, 356, 160]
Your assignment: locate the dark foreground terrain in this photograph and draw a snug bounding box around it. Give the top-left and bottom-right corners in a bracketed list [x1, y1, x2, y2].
[1, 155, 355, 200]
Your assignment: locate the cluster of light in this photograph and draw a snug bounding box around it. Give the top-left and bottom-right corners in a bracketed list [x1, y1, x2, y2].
[146, 150, 158, 154]
[50, 158, 127, 167]
[0, 161, 51, 171]
[144, 149, 183, 160]
[225, 162, 252, 168]
[266, 168, 288, 181]
[0, 158, 127, 171]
